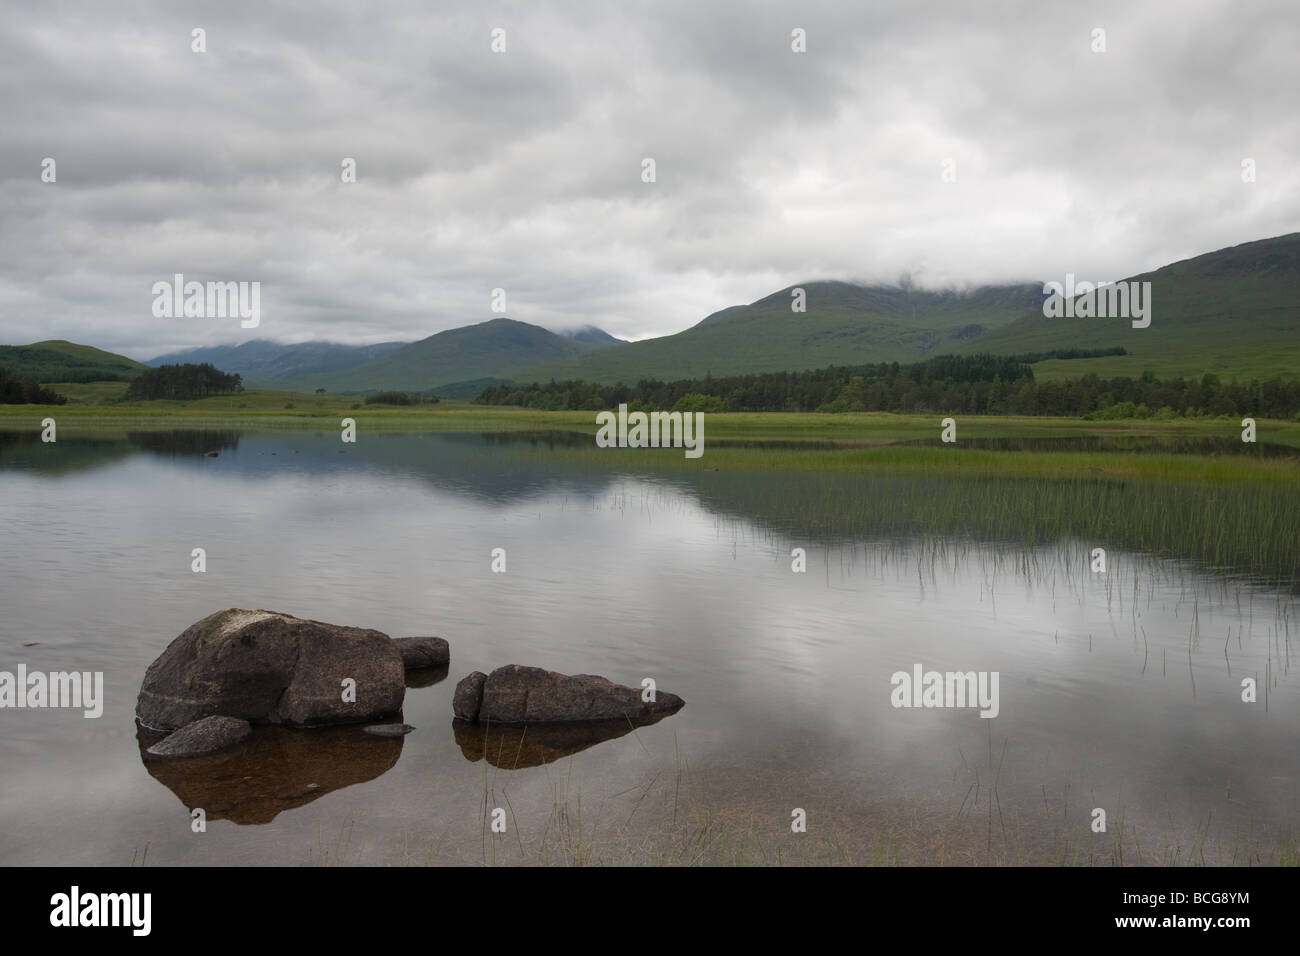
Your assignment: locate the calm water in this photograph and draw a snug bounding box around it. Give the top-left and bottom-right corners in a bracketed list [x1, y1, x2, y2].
[1, 430, 1296, 865]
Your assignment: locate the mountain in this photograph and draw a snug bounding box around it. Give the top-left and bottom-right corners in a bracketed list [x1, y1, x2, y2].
[146, 339, 409, 382]
[272, 318, 607, 393]
[23, 235, 1294, 398]
[513, 234, 1300, 386]
[0, 341, 148, 383]
[516, 281, 1047, 384]
[558, 325, 628, 346]
[693, 305, 748, 327]
[953, 233, 1300, 383]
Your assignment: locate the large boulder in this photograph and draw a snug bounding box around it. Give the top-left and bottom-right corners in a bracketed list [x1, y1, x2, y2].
[136, 609, 405, 731]
[146, 715, 251, 758]
[393, 636, 449, 670]
[453, 665, 684, 723]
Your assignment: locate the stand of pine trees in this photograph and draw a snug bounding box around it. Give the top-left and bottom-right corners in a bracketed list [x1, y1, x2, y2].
[125, 363, 243, 400]
[0, 366, 67, 404]
[475, 353, 1300, 419]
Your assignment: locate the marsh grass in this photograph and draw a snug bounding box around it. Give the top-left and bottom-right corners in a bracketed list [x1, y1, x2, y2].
[307, 817, 356, 867]
[661, 468, 1300, 587]
[4, 396, 1299, 447]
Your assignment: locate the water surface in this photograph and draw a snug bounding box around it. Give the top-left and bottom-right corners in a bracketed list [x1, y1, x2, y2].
[1, 430, 1296, 865]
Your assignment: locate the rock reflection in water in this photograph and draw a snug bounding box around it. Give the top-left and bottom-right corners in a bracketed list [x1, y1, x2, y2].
[405, 663, 449, 689]
[453, 712, 677, 770]
[127, 430, 240, 457]
[136, 721, 402, 825]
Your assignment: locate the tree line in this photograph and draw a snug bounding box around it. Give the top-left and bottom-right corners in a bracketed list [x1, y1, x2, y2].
[125, 363, 244, 400]
[475, 350, 1300, 418]
[478, 353, 1036, 412]
[0, 366, 67, 404]
[364, 391, 439, 405]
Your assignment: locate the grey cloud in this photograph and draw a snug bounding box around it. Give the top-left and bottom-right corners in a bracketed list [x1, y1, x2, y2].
[0, 0, 1296, 357]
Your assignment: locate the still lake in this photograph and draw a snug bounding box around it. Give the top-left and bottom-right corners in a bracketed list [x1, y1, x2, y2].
[1, 429, 1296, 865]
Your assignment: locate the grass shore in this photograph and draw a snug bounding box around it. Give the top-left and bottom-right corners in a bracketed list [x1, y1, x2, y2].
[5, 389, 1299, 439]
[4, 390, 1298, 486]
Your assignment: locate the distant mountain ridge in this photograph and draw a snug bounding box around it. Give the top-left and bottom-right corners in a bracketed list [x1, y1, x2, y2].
[514, 233, 1300, 386]
[516, 280, 1049, 384]
[558, 325, 628, 346]
[9, 234, 1298, 396]
[147, 339, 410, 382]
[271, 318, 620, 393]
[953, 233, 1300, 382]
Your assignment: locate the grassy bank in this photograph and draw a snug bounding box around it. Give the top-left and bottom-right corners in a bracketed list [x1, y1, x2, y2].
[4, 394, 1298, 484]
[4, 390, 1299, 438]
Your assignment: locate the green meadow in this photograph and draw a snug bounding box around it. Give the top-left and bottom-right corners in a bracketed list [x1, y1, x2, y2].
[5, 387, 1298, 462]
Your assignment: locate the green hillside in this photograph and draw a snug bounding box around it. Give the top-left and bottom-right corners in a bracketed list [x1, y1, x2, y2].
[516, 281, 1045, 384]
[513, 235, 1300, 387]
[0, 340, 147, 383]
[272, 318, 601, 393]
[959, 233, 1300, 383]
[15, 234, 1296, 400]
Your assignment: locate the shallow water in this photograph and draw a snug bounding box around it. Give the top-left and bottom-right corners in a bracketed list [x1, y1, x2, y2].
[1, 431, 1296, 865]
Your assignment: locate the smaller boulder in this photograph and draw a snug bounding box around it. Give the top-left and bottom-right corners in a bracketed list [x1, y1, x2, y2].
[394, 636, 450, 670]
[455, 666, 685, 723]
[453, 671, 487, 721]
[146, 715, 251, 758]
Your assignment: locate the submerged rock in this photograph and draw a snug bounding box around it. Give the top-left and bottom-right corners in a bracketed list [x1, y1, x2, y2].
[136, 608, 405, 731]
[146, 715, 251, 758]
[453, 665, 684, 723]
[393, 636, 450, 670]
[362, 723, 415, 738]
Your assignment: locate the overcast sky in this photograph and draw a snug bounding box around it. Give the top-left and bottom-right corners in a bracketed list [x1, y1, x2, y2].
[1, 0, 1297, 359]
